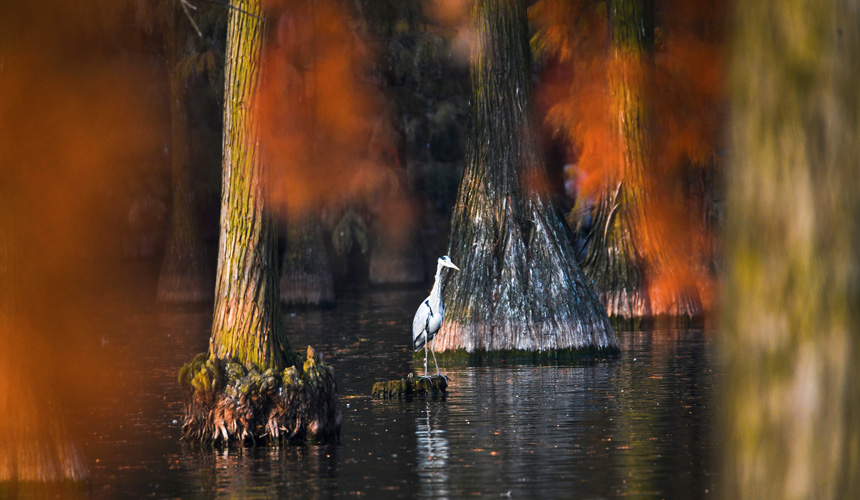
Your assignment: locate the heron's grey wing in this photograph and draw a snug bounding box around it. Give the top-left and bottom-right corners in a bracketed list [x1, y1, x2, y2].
[412, 298, 431, 351]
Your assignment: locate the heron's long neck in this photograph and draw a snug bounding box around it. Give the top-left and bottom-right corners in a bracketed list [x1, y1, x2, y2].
[429, 263, 444, 301]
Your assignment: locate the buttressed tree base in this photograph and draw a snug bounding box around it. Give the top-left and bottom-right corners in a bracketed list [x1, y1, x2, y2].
[434, 0, 618, 359]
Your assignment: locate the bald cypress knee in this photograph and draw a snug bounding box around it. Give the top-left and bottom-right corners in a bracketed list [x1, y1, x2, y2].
[179, 0, 340, 443]
[434, 0, 616, 356]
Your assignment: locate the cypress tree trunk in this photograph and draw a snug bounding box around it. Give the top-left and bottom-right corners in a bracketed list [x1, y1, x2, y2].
[157, 4, 213, 304]
[723, 0, 860, 498]
[435, 0, 616, 354]
[181, 1, 341, 444]
[280, 213, 335, 307]
[209, 0, 289, 370]
[581, 0, 701, 320]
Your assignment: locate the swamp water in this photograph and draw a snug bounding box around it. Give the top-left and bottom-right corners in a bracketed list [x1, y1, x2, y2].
[58, 287, 717, 499]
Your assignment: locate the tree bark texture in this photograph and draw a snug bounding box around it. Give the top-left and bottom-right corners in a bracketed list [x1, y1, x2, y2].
[581, 0, 701, 320]
[436, 0, 616, 353]
[210, 0, 290, 371]
[157, 4, 214, 304]
[280, 213, 335, 306]
[722, 0, 860, 498]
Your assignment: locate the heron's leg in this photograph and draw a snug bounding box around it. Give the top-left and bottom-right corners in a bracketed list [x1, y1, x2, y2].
[430, 337, 448, 381]
[424, 342, 429, 378]
[431, 340, 440, 376]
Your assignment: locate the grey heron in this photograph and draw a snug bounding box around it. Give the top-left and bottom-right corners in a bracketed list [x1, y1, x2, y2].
[413, 255, 459, 378]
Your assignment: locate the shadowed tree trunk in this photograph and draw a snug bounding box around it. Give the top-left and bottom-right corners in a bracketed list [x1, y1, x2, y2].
[369, 226, 425, 285]
[581, 0, 701, 320]
[180, 0, 341, 444]
[435, 0, 616, 356]
[723, 0, 860, 497]
[157, 3, 213, 304]
[280, 212, 335, 307]
[369, 195, 425, 286]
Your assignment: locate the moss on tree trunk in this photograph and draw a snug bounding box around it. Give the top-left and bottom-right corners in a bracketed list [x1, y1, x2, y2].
[435, 0, 617, 355]
[157, 5, 213, 304]
[181, 0, 341, 444]
[722, 0, 860, 497]
[208, 0, 289, 371]
[581, 0, 701, 321]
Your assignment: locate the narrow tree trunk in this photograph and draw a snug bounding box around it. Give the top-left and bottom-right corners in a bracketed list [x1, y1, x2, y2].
[722, 0, 860, 498]
[209, 0, 289, 370]
[581, 0, 701, 320]
[280, 213, 335, 306]
[436, 0, 616, 354]
[157, 5, 213, 304]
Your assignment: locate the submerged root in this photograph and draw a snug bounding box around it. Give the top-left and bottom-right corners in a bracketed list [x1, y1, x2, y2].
[178, 348, 342, 444]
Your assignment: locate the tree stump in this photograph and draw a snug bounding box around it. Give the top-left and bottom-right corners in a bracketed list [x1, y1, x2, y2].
[371, 375, 448, 399]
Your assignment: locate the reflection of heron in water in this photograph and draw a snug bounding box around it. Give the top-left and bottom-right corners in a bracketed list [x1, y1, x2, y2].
[416, 401, 450, 496]
[413, 256, 459, 379]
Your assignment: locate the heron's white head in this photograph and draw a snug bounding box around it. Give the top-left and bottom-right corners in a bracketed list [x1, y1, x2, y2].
[438, 255, 460, 271]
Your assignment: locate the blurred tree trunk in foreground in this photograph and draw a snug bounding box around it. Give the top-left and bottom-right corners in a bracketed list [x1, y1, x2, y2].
[722, 0, 860, 497]
[0, 204, 87, 483]
[209, 0, 289, 369]
[157, 1, 213, 304]
[436, 0, 616, 356]
[581, 0, 701, 321]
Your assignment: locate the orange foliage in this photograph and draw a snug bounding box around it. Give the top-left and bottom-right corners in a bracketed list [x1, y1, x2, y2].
[532, 0, 725, 312]
[256, 0, 400, 225]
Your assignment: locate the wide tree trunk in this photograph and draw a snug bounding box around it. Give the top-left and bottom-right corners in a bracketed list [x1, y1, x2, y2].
[157, 4, 213, 304]
[280, 213, 335, 307]
[581, 0, 701, 320]
[722, 0, 860, 498]
[435, 0, 616, 355]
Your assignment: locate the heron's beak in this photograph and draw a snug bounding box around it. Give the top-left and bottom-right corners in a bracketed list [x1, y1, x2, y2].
[446, 262, 460, 271]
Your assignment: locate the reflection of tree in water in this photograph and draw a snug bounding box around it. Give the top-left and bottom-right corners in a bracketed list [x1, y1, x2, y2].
[407, 337, 715, 497]
[614, 328, 716, 497]
[416, 401, 451, 498]
[175, 444, 339, 499]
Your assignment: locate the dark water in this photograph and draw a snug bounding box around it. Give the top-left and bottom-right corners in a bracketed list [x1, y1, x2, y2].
[64, 287, 718, 499]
